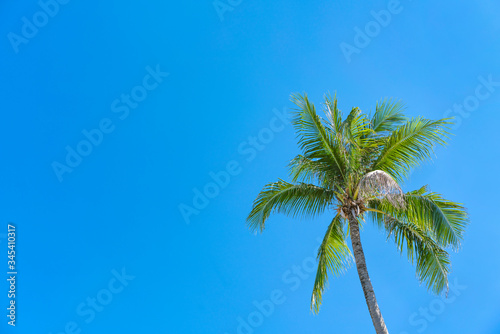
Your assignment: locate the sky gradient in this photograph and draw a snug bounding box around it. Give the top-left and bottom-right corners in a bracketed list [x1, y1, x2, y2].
[1, 0, 500, 333]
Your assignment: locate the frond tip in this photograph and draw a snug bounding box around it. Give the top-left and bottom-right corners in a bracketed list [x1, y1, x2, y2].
[385, 218, 451, 294]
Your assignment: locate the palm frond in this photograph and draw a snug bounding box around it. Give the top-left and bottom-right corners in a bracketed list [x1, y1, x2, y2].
[373, 117, 452, 183]
[371, 98, 407, 133]
[343, 107, 373, 143]
[385, 217, 450, 294]
[404, 190, 468, 250]
[247, 180, 335, 232]
[288, 155, 336, 188]
[323, 92, 343, 134]
[339, 107, 375, 185]
[291, 93, 347, 180]
[368, 209, 451, 294]
[369, 186, 468, 250]
[311, 215, 352, 313]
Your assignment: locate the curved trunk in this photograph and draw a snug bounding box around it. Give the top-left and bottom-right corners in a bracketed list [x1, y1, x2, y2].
[348, 213, 389, 334]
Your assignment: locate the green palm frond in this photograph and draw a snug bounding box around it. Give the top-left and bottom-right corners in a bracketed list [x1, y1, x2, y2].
[324, 92, 343, 134]
[404, 191, 468, 250]
[371, 98, 407, 133]
[369, 187, 468, 250]
[311, 214, 352, 313]
[373, 117, 452, 183]
[247, 180, 335, 232]
[288, 155, 336, 188]
[343, 107, 373, 142]
[291, 94, 347, 181]
[384, 216, 451, 294]
[338, 107, 374, 183]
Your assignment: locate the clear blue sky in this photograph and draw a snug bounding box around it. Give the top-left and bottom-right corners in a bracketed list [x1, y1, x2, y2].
[1, 0, 499, 333]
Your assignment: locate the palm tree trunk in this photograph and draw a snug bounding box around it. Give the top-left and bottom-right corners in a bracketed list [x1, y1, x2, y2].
[348, 213, 389, 334]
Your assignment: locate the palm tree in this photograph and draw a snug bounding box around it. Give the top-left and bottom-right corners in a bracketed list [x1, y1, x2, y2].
[246, 94, 468, 334]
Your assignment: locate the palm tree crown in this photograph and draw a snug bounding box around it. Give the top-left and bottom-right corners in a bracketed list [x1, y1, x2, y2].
[247, 93, 468, 333]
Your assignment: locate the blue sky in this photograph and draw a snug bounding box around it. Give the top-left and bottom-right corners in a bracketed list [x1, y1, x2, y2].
[1, 0, 500, 333]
